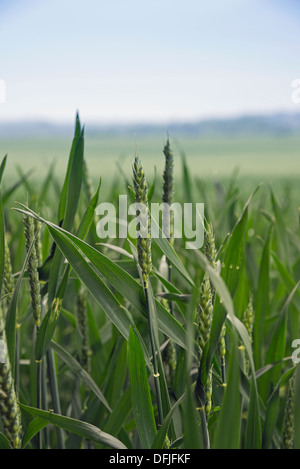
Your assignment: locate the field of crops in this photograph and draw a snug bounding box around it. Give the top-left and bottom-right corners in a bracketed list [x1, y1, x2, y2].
[0, 114, 300, 450]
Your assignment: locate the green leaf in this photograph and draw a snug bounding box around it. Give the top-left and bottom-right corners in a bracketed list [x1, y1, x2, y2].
[152, 393, 185, 449]
[63, 128, 85, 230]
[256, 357, 293, 379]
[0, 432, 12, 449]
[148, 165, 156, 201]
[47, 224, 132, 339]
[20, 403, 127, 449]
[262, 367, 295, 449]
[35, 179, 102, 360]
[38, 161, 56, 205]
[214, 330, 241, 449]
[260, 282, 299, 406]
[272, 252, 300, 310]
[183, 272, 206, 449]
[271, 190, 290, 264]
[6, 234, 38, 376]
[254, 225, 272, 368]
[103, 387, 132, 437]
[183, 384, 204, 449]
[157, 292, 190, 303]
[145, 280, 172, 433]
[2, 169, 34, 204]
[58, 113, 81, 222]
[105, 339, 128, 408]
[22, 417, 49, 449]
[150, 213, 194, 287]
[245, 375, 262, 449]
[38, 298, 62, 360]
[128, 326, 157, 449]
[48, 124, 84, 306]
[226, 316, 262, 449]
[76, 178, 101, 240]
[0, 154, 7, 185]
[50, 341, 111, 412]
[222, 187, 259, 296]
[96, 243, 134, 259]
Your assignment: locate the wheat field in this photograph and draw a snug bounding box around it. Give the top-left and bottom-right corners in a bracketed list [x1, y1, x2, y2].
[0, 114, 299, 450]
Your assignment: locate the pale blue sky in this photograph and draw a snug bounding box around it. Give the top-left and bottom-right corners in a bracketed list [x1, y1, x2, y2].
[0, 0, 299, 124]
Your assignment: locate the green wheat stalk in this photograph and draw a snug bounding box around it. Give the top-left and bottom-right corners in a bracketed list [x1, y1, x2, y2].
[0, 304, 21, 448]
[23, 215, 41, 329]
[282, 375, 295, 449]
[23, 214, 42, 447]
[195, 273, 213, 417]
[162, 138, 174, 246]
[3, 236, 14, 310]
[162, 138, 177, 381]
[77, 286, 91, 373]
[33, 218, 42, 266]
[132, 155, 152, 288]
[205, 221, 226, 384]
[132, 154, 163, 426]
[242, 293, 254, 376]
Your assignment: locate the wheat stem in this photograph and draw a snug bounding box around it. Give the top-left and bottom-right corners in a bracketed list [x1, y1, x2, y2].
[282, 375, 295, 449]
[133, 155, 163, 425]
[77, 286, 91, 373]
[0, 304, 21, 448]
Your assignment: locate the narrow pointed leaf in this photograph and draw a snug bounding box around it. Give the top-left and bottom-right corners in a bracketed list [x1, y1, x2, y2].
[128, 326, 157, 449]
[50, 341, 111, 411]
[0, 154, 7, 185]
[20, 403, 127, 449]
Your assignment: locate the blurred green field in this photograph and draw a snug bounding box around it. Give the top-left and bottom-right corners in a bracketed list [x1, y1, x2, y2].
[1, 131, 299, 243]
[1, 133, 300, 193]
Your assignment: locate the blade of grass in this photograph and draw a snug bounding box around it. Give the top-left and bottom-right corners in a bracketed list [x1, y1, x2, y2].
[128, 326, 157, 449]
[0, 432, 12, 449]
[253, 225, 272, 368]
[22, 417, 49, 449]
[2, 169, 34, 204]
[0, 154, 7, 185]
[48, 126, 84, 307]
[20, 403, 127, 449]
[58, 112, 81, 222]
[260, 282, 299, 405]
[214, 328, 241, 449]
[150, 214, 194, 287]
[262, 367, 296, 449]
[50, 341, 111, 412]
